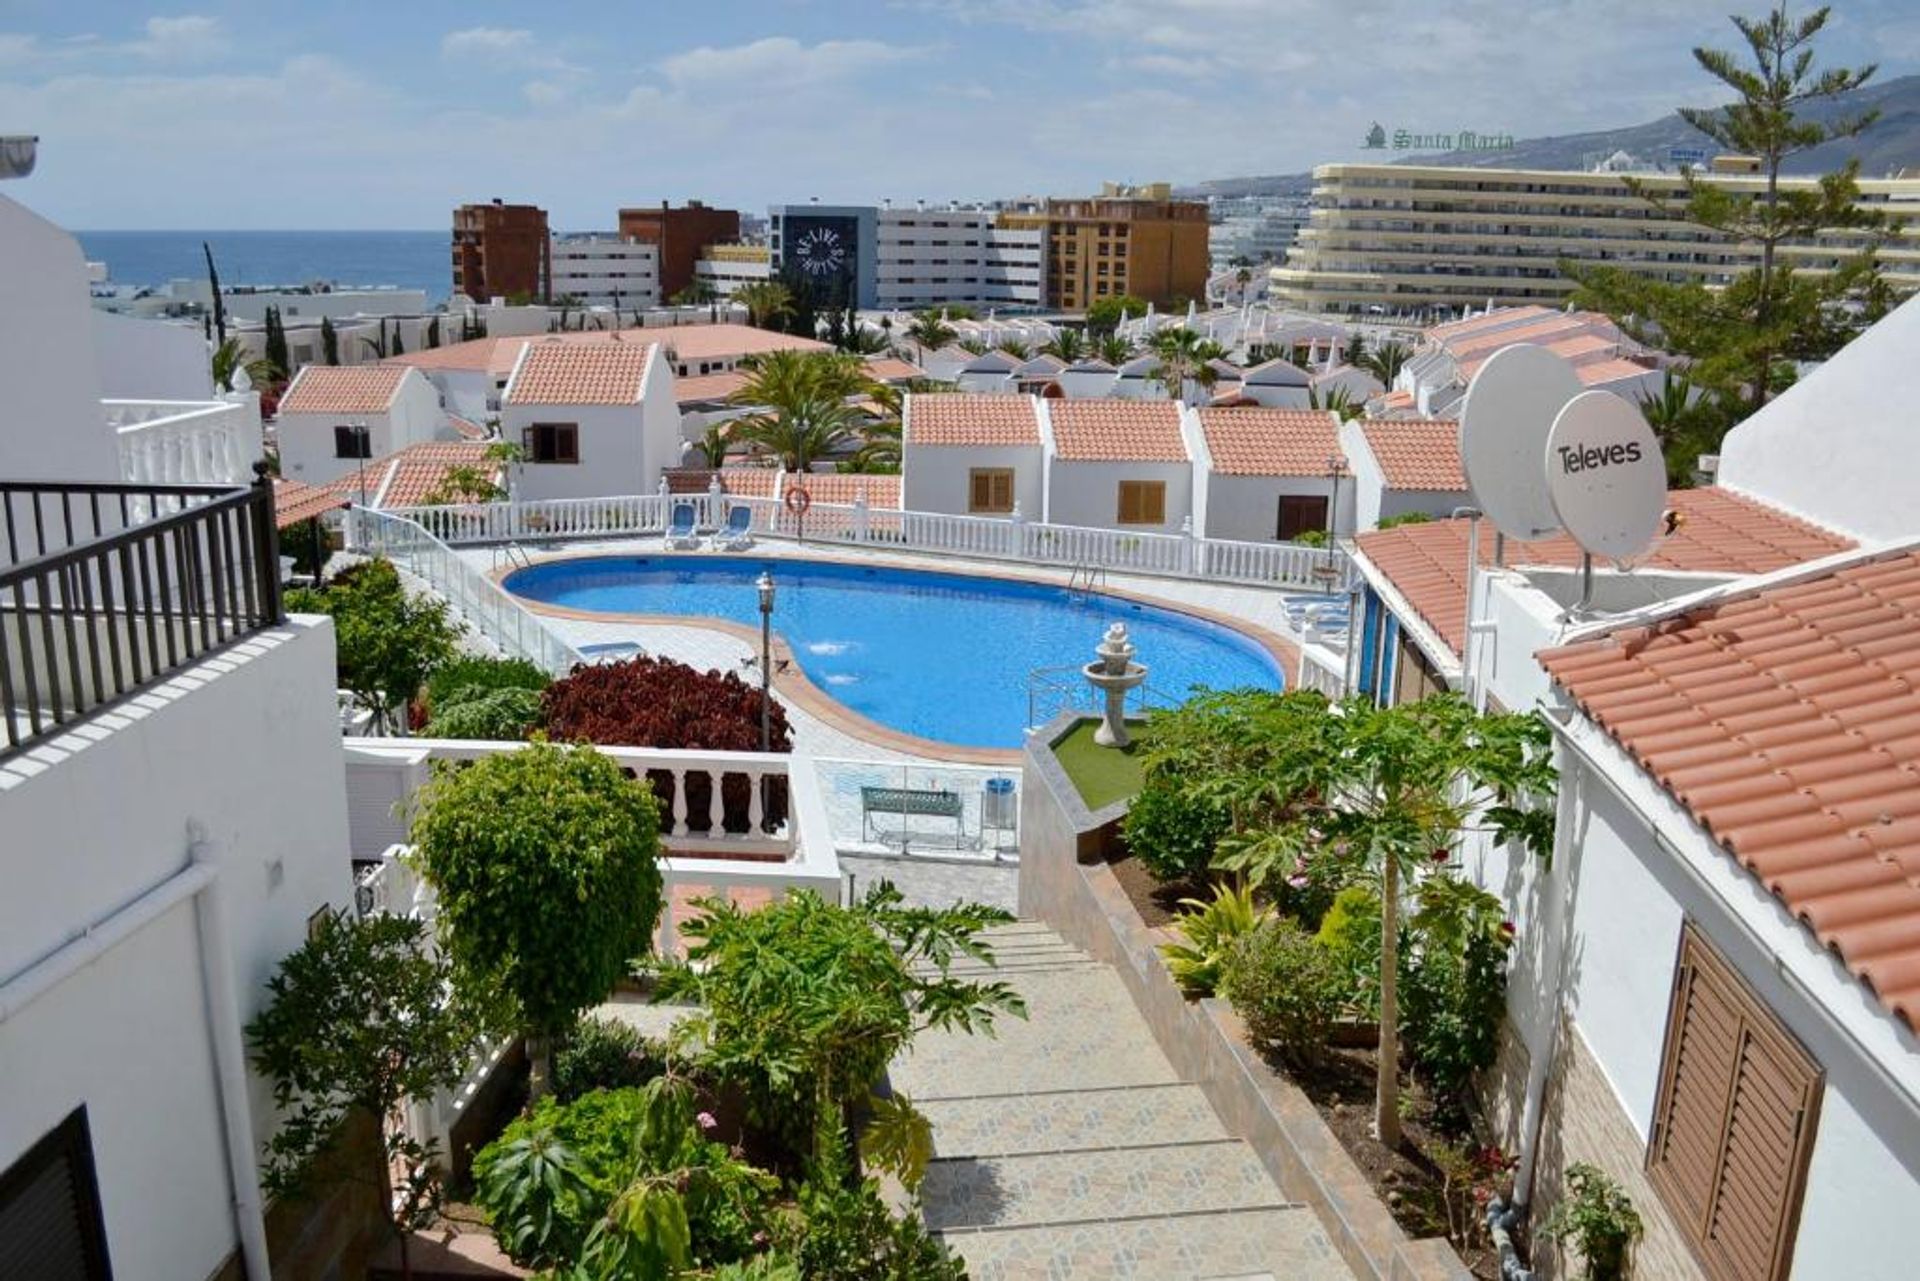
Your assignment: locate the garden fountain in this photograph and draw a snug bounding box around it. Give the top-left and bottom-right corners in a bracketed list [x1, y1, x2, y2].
[1084, 622, 1148, 747]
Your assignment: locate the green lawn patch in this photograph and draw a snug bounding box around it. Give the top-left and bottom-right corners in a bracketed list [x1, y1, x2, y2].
[1053, 718, 1145, 811]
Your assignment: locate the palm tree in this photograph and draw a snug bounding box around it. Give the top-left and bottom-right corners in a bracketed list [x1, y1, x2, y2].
[1357, 340, 1412, 386]
[211, 337, 280, 393]
[1149, 327, 1219, 404]
[730, 396, 863, 471]
[904, 311, 958, 365]
[731, 280, 793, 330]
[840, 325, 891, 355]
[700, 422, 734, 469]
[995, 338, 1032, 360]
[1308, 383, 1364, 422]
[727, 350, 879, 471]
[1097, 333, 1135, 367]
[1040, 328, 1087, 363]
[956, 337, 989, 356]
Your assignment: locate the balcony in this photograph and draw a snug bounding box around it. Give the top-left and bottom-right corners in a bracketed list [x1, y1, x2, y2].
[109, 397, 264, 487]
[1, 475, 283, 761]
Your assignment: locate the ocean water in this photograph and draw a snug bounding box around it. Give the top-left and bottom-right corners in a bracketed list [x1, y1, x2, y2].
[76, 230, 449, 302]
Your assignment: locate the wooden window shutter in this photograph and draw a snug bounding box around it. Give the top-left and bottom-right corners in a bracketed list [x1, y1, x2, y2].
[1647, 924, 1823, 1281]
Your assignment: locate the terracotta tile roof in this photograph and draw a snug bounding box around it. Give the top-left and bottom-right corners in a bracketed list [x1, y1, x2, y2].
[863, 357, 925, 382]
[906, 394, 1041, 447]
[1577, 358, 1659, 387]
[279, 365, 410, 416]
[1374, 389, 1418, 412]
[663, 323, 829, 361]
[1049, 400, 1188, 463]
[1355, 488, 1855, 660]
[1359, 419, 1465, 491]
[447, 413, 488, 441]
[271, 476, 347, 528]
[1242, 357, 1312, 386]
[676, 371, 749, 403]
[663, 466, 781, 497]
[1445, 315, 1591, 361]
[384, 337, 501, 373]
[784, 472, 903, 509]
[321, 441, 498, 509]
[1424, 305, 1554, 342]
[1197, 407, 1339, 476]
[1539, 547, 1920, 1031]
[506, 341, 654, 405]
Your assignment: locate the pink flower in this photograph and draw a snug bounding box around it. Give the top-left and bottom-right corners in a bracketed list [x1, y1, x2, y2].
[697, 1111, 717, 1132]
[1499, 920, 1516, 936]
[1288, 873, 1310, 889]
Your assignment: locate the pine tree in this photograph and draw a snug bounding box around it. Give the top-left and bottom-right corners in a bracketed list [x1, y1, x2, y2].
[321, 316, 339, 366]
[391, 323, 404, 356]
[203, 241, 227, 345]
[426, 316, 440, 349]
[263, 306, 291, 383]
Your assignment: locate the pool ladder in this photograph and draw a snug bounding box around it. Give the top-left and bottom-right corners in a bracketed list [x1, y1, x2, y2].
[1067, 562, 1107, 595]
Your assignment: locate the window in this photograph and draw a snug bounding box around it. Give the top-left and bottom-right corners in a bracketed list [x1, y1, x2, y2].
[333, 425, 371, 460]
[522, 423, 579, 464]
[0, 1108, 112, 1280]
[1277, 494, 1329, 541]
[1117, 480, 1166, 526]
[969, 468, 1015, 514]
[1648, 924, 1822, 1281]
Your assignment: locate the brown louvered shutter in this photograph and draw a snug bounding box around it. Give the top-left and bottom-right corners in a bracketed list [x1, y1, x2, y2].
[1648, 924, 1823, 1281]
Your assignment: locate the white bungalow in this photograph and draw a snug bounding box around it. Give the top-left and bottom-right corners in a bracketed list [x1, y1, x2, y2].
[1056, 358, 1118, 399]
[953, 350, 1022, 395]
[1042, 400, 1191, 534]
[1111, 354, 1169, 401]
[900, 393, 1045, 519]
[274, 364, 445, 487]
[1235, 357, 1314, 408]
[1338, 417, 1467, 530]
[498, 338, 681, 501]
[1186, 406, 1352, 543]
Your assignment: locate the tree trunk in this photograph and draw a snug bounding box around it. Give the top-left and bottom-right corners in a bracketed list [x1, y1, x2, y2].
[527, 1034, 552, 1103]
[1375, 852, 1402, 1147]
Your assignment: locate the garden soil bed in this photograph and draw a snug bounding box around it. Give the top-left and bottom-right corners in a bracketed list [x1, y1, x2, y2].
[1278, 1044, 1504, 1281]
[1102, 848, 1205, 929]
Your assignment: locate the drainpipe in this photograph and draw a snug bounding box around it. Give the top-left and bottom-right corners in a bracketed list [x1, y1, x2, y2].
[191, 831, 274, 1281]
[0, 845, 272, 1280]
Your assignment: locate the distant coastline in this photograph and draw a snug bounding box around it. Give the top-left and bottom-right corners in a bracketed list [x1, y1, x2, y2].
[76, 229, 451, 303]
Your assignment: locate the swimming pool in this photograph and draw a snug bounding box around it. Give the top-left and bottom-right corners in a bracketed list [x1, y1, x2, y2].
[505, 556, 1283, 750]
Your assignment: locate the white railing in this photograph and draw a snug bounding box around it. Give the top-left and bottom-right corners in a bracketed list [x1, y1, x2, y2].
[345, 507, 583, 674]
[111, 396, 264, 486]
[388, 493, 1356, 591]
[1296, 644, 1348, 699]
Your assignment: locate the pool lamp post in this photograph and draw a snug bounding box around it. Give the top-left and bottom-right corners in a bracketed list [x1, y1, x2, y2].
[756, 571, 775, 752]
[1323, 451, 1347, 573]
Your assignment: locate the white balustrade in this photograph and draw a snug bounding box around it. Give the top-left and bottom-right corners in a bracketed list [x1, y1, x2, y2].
[384, 492, 1357, 591]
[110, 397, 263, 487]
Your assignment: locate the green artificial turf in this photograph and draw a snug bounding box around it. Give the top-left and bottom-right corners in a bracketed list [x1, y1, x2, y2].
[1052, 718, 1145, 811]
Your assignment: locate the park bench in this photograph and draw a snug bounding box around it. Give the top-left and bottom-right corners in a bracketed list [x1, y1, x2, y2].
[861, 785, 966, 845]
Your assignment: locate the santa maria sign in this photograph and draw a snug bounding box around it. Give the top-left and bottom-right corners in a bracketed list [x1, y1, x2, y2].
[1545, 391, 1665, 560]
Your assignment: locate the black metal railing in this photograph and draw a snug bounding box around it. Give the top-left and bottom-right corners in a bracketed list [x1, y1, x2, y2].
[0, 471, 283, 760]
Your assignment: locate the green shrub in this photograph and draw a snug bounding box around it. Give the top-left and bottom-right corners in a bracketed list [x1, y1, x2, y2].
[1315, 886, 1383, 1018]
[1292, 527, 1329, 548]
[426, 655, 550, 709]
[1220, 918, 1346, 1065]
[1400, 875, 1514, 1126]
[1160, 883, 1270, 997]
[1377, 511, 1434, 529]
[1121, 778, 1228, 884]
[424, 686, 543, 740]
[781, 1174, 965, 1280]
[552, 1016, 669, 1102]
[1543, 1162, 1643, 1281]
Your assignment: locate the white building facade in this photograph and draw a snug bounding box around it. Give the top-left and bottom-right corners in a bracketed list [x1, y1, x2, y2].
[550, 234, 662, 309]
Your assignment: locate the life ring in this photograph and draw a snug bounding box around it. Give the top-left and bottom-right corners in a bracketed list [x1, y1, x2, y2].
[784, 486, 813, 516]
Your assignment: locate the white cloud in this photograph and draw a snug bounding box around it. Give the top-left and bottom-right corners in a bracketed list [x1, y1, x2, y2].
[657, 37, 924, 91]
[132, 15, 228, 62]
[441, 27, 537, 63]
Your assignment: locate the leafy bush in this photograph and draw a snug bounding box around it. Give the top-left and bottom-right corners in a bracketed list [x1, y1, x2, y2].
[1377, 511, 1434, 529]
[287, 557, 460, 732]
[1292, 528, 1329, 548]
[1543, 1162, 1643, 1281]
[427, 655, 550, 709]
[1160, 883, 1270, 997]
[543, 656, 792, 833]
[424, 686, 543, 740]
[780, 1175, 966, 1280]
[1121, 778, 1228, 884]
[1400, 875, 1514, 1126]
[410, 740, 663, 1097]
[1315, 886, 1383, 1018]
[1220, 918, 1347, 1066]
[552, 1016, 669, 1102]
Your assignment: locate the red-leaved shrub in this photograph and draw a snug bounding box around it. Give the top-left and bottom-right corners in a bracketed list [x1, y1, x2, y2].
[541, 656, 791, 836]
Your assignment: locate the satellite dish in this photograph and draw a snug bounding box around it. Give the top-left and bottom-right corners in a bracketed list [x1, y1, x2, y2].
[1457, 344, 1583, 540]
[1545, 390, 1665, 560]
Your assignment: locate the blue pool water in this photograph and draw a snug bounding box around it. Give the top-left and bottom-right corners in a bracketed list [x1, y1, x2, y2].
[505, 557, 1284, 749]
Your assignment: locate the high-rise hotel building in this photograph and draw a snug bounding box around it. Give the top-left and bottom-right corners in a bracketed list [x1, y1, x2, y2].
[1271, 158, 1920, 314]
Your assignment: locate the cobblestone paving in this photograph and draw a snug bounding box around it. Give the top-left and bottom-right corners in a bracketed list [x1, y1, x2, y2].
[900, 924, 1357, 1281]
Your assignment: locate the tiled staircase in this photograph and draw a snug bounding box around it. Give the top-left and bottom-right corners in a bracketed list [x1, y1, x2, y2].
[894, 923, 1355, 1281]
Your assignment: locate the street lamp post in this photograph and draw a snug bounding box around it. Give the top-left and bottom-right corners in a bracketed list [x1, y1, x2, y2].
[756, 572, 775, 753]
[1324, 452, 1346, 573]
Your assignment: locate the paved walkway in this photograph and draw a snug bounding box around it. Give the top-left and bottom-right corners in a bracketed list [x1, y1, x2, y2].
[894, 923, 1354, 1281]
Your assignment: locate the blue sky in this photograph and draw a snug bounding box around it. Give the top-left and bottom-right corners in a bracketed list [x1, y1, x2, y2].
[3, 1, 1916, 229]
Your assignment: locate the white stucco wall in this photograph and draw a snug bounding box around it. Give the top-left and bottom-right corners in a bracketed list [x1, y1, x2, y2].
[0, 195, 119, 484]
[277, 408, 396, 485]
[901, 443, 1044, 517]
[1240, 382, 1311, 409]
[1197, 472, 1354, 543]
[1716, 293, 1920, 543]
[1043, 459, 1192, 533]
[1378, 488, 1467, 526]
[1057, 370, 1117, 398]
[0, 617, 353, 1279]
[91, 311, 214, 401]
[389, 368, 449, 448]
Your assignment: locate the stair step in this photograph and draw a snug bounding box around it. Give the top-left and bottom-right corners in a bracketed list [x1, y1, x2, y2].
[921, 1140, 1283, 1231]
[918, 1083, 1227, 1157]
[935, 1205, 1351, 1281]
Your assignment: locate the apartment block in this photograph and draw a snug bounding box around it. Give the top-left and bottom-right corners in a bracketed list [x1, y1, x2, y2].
[550, 234, 661, 309]
[693, 243, 773, 298]
[1273, 160, 1920, 314]
[617, 201, 742, 301]
[1001, 183, 1210, 312]
[452, 199, 551, 303]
